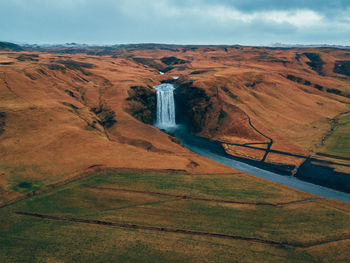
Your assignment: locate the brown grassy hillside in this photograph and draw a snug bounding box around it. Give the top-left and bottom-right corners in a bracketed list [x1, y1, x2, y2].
[121, 46, 350, 169]
[1, 46, 350, 204]
[0, 51, 233, 205]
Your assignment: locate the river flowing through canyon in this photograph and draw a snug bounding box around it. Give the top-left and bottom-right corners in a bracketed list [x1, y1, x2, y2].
[154, 83, 350, 203]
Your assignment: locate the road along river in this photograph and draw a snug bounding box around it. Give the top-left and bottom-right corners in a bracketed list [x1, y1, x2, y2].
[173, 126, 350, 203]
[153, 82, 350, 203]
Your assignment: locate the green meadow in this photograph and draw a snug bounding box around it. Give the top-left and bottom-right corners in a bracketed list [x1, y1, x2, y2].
[1, 171, 350, 262]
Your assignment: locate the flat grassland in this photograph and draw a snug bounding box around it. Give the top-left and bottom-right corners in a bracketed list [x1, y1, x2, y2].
[319, 113, 350, 158]
[1, 170, 350, 262]
[315, 113, 350, 172]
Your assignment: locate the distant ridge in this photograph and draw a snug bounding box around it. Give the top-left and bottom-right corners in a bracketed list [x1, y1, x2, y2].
[0, 41, 23, 51]
[1, 41, 350, 55]
[271, 43, 350, 49]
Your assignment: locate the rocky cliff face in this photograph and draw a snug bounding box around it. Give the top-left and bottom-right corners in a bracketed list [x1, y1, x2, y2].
[173, 80, 266, 144]
[125, 86, 156, 124]
[174, 81, 212, 133]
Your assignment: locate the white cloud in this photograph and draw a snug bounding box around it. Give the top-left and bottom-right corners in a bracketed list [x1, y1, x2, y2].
[116, 1, 323, 28]
[261, 10, 323, 27]
[1, 0, 349, 44]
[180, 5, 323, 28]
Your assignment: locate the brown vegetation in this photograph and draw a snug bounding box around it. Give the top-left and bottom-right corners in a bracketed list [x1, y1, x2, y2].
[1, 45, 350, 204]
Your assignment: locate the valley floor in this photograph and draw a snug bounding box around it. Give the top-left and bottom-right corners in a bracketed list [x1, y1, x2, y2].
[1, 169, 350, 262]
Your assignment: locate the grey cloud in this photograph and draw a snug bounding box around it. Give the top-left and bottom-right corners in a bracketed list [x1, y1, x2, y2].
[0, 0, 349, 45]
[190, 0, 350, 13]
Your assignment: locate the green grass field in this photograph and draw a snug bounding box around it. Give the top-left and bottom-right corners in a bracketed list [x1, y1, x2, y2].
[1, 171, 350, 262]
[316, 113, 350, 173]
[322, 113, 350, 158]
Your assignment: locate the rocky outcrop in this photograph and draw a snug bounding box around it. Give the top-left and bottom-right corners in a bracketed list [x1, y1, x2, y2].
[286, 74, 311, 86]
[125, 86, 156, 124]
[0, 112, 6, 135]
[174, 82, 212, 133]
[303, 53, 324, 75]
[133, 57, 189, 73]
[132, 57, 165, 72]
[160, 56, 189, 66]
[173, 80, 266, 141]
[285, 74, 327, 91]
[91, 105, 117, 129]
[334, 60, 350, 77]
[16, 54, 39, 62]
[190, 70, 215, 75]
[55, 60, 95, 75]
[47, 63, 66, 72]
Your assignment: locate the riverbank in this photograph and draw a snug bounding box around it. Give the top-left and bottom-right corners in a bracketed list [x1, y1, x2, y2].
[170, 125, 350, 203]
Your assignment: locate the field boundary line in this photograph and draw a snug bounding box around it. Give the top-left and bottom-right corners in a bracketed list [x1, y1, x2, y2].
[85, 185, 324, 207]
[0, 166, 196, 209]
[15, 211, 350, 248]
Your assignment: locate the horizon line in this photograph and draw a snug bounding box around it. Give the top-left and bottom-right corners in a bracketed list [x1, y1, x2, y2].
[2, 40, 350, 49]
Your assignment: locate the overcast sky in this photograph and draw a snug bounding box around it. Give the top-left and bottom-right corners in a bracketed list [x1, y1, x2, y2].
[1, 0, 350, 45]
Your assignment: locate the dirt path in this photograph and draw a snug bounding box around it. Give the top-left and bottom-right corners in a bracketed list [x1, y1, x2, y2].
[85, 185, 324, 207]
[315, 111, 350, 149]
[245, 114, 273, 162]
[14, 211, 350, 248]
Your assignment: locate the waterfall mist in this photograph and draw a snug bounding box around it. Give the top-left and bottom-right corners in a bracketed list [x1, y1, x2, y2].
[154, 83, 176, 129]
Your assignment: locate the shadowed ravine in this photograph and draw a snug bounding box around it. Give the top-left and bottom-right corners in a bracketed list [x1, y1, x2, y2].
[154, 83, 350, 203]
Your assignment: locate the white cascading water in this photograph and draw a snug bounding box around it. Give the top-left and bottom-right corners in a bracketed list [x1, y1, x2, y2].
[154, 83, 176, 129]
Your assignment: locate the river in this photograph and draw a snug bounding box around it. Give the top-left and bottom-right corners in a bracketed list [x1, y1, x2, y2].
[173, 126, 350, 203]
[154, 83, 350, 203]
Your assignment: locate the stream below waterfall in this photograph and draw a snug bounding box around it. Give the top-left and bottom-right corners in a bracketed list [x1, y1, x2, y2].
[154, 83, 350, 203]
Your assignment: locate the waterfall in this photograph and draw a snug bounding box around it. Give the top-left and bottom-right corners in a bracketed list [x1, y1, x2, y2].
[154, 83, 176, 129]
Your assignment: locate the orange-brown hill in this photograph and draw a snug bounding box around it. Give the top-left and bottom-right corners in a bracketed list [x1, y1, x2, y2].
[115, 45, 350, 167]
[0, 50, 236, 204]
[1, 45, 350, 203]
